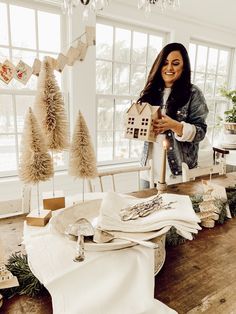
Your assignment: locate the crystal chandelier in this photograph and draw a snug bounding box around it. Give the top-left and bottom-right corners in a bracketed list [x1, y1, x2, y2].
[138, 0, 180, 15]
[61, 0, 109, 15]
[62, 0, 179, 15]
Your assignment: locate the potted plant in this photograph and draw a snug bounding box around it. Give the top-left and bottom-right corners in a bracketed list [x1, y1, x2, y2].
[220, 87, 236, 132]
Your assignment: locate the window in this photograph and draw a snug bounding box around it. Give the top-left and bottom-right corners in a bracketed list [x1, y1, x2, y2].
[189, 40, 233, 144]
[96, 20, 167, 164]
[0, 1, 65, 177]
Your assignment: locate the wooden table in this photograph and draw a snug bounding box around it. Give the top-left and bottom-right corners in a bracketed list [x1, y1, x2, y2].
[1, 172, 236, 314]
[131, 172, 236, 198]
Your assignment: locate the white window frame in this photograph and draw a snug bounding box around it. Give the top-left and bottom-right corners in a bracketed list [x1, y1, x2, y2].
[189, 38, 233, 144]
[0, 0, 68, 178]
[96, 18, 168, 166]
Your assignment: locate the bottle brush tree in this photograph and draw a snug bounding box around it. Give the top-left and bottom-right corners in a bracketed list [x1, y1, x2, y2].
[69, 110, 98, 201]
[34, 56, 69, 195]
[19, 107, 53, 212]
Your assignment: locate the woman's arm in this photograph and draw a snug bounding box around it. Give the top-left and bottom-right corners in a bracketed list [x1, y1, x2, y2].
[153, 86, 208, 142]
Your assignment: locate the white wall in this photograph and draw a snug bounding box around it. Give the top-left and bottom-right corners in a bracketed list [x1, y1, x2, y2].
[1, 1, 236, 215]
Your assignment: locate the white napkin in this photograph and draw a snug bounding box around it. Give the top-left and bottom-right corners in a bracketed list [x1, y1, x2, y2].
[98, 192, 201, 240]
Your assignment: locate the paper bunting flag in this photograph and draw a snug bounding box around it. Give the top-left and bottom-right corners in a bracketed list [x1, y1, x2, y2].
[85, 26, 96, 46]
[79, 42, 88, 61]
[56, 53, 68, 72]
[32, 58, 41, 76]
[66, 46, 81, 66]
[14, 60, 32, 85]
[0, 60, 15, 84]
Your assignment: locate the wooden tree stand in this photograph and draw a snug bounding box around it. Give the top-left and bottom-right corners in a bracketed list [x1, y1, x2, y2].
[43, 190, 65, 211]
[26, 209, 52, 227]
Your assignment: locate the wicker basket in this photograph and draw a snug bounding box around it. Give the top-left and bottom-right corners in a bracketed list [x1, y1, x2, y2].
[224, 122, 236, 132]
[152, 233, 166, 276]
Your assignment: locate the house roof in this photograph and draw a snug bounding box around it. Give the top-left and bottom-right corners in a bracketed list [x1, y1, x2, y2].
[127, 102, 160, 115]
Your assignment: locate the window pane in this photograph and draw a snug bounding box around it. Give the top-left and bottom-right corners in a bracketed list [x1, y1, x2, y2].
[218, 50, 229, 75]
[194, 72, 205, 92]
[130, 64, 146, 95]
[15, 95, 35, 133]
[97, 131, 113, 161]
[0, 47, 9, 59]
[0, 3, 9, 45]
[114, 63, 130, 95]
[132, 32, 147, 64]
[97, 98, 113, 131]
[10, 5, 36, 49]
[205, 74, 215, 98]
[96, 60, 112, 94]
[147, 35, 163, 65]
[0, 95, 14, 133]
[207, 99, 216, 114]
[38, 11, 60, 52]
[115, 99, 131, 130]
[207, 48, 218, 74]
[215, 99, 228, 118]
[115, 28, 131, 63]
[0, 135, 17, 171]
[189, 43, 196, 70]
[96, 24, 113, 60]
[115, 131, 129, 159]
[215, 75, 227, 97]
[130, 140, 143, 159]
[196, 45, 207, 72]
[53, 152, 66, 167]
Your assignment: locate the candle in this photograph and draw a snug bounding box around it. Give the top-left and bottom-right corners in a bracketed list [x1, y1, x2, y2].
[160, 139, 167, 184]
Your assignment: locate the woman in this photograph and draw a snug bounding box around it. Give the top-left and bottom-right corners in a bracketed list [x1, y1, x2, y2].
[138, 42, 208, 187]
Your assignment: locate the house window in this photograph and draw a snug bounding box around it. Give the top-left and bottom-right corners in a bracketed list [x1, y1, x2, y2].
[189, 40, 233, 144]
[96, 19, 167, 164]
[0, 1, 65, 178]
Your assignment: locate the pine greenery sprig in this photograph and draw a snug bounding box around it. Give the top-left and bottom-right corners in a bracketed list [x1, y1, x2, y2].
[1, 253, 45, 299]
[226, 186, 236, 217]
[190, 194, 203, 213]
[166, 227, 186, 247]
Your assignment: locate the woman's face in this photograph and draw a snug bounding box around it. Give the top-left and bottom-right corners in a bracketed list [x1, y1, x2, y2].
[161, 50, 184, 87]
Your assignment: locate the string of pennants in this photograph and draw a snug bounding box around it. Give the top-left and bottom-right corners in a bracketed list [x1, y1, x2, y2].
[0, 26, 95, 85]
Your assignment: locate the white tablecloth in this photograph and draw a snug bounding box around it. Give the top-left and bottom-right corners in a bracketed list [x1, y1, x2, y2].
[24, 222, 177, 314]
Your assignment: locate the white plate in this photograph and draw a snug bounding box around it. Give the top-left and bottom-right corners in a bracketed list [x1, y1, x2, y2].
[49, 199, 168, 251]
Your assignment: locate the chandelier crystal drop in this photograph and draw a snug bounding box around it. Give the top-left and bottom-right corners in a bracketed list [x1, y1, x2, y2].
[61, 0, 180, 15]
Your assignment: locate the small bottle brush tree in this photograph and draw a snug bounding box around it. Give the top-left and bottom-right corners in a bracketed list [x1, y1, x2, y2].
[19, 107, 54, 214]
[69, 111, 98, 201]
[34, 57, 69, 196]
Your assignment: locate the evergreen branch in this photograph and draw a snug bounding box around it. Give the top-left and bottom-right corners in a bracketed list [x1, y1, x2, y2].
[1, 253, 46, 299]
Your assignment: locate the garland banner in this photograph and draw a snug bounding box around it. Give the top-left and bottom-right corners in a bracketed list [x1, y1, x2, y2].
[0, 26, 95, 85]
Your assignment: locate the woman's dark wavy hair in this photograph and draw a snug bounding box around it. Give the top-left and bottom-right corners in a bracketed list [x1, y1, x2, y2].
[138, 42, 192, 118]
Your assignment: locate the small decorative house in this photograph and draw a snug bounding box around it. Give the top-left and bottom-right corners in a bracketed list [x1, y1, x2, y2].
[124, 102, 161, 142]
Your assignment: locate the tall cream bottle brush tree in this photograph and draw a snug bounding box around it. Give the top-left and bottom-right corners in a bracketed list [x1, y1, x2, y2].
[34, 57, 69, 196]
[19, 107, 54, 215]
[69, 111, 98, 201]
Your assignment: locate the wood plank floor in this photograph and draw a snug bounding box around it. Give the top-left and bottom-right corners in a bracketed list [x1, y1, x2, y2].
[1, 215, 236, 313]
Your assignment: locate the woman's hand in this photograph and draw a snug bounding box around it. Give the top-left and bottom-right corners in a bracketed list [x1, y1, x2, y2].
[153, 114, 183, 136]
